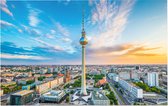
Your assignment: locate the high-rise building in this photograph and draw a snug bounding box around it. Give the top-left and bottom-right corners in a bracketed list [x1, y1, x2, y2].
[147, 72, 159, 87]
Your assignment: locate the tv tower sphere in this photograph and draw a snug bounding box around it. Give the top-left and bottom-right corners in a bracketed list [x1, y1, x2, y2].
[80, 32, 88, 45]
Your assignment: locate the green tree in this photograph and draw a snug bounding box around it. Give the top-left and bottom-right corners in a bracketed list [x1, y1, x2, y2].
[66, 96, 70, 103]
[26, 80, 35, 85]
[38, 76, 46, 81]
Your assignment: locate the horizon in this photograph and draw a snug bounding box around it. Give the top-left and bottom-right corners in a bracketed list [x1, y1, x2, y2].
[1, 63, 167, 66]
[1, 0, 167, 65]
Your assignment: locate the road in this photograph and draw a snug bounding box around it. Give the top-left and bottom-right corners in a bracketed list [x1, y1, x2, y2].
[106, 76, 130, 105]
[106, 78, 125, 105]
[108, 83, 124, 105]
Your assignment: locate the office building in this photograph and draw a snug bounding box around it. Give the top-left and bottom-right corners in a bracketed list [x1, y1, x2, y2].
[147, 72, 159, 87]
[36, 76, 64, 94]
[10, 90, 35, 105]
[108, 73, 119, 82]
[91, 91, 110, 105]
[36, 82, 50, 94]
[119, 79, 143, 99]
[40, 90, 66, 103]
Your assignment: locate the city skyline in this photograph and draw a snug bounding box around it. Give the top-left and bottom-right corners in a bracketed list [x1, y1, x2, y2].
[1, 0, 167, 65]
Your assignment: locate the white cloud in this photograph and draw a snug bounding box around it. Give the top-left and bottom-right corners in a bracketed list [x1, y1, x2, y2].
[44, 29, 56, 39]
[0, 20, 15, 27]
[45, 33, 54, 39]
[0, 20, 22, 33]
[0, 0, 13, 17]
[22, 25, 41, 36]
[34, 38, 64, 51]
[89, 0, 135, 49]
[1, 53, 49, 60]
[27, 4, 41, 27]
[56, 23, 70, 36]
[18, 29, 23, 33]
[50, 29, 56, 34]
[62, 38, 72, 42]
[29, 9, 40, 27]
[34, 38, 75, 54]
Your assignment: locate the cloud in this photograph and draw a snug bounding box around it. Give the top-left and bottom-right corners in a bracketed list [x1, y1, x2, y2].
[62, 38, 72, 42]
[124, 46, 161, 57]
[45, 33, 54, 39]
[22, 25, 41, 36]
[27, 5, 41, 27]
[34, 38, 76, 54]
[88, 43, 161, 57]
[56, 23, 70, 37]
[89, 0, 135, 49]
[88, 0, 94, 6]
[0, 20, 15, 28]
[1, 41, 62, 60]
[1, 53, 49, 60]
[0, 0, 13, 17]
[34, 38, 64, 51]
[50, 29, 56, 34]
[44, 29, 56, 39]
[1, 41, 36, 55]
[0, 20, 22, 33]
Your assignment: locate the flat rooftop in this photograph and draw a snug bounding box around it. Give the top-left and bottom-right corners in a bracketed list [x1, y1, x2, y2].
[92, 91, 109, 100]
[12, 90, 34, 96]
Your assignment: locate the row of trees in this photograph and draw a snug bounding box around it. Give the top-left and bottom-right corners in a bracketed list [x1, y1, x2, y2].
[38, 76, 46, 81]
[93, 74, 105, 83]
[26, 80, 35, 85]
[134, 82, 160, 93]
[105, 84, 118, 105]
[1, 84, 21, 94]
[64, 78, 81, 89]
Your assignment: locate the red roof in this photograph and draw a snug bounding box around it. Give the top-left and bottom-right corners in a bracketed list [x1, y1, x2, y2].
[57, 73, 64, 77]
[97, 77, 107, 85]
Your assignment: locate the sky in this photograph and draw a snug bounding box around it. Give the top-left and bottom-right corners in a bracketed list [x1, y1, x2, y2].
[0, 0, 167, 65]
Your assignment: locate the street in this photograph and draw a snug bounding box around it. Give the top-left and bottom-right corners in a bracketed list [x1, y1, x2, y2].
[106, 76, 130, 105]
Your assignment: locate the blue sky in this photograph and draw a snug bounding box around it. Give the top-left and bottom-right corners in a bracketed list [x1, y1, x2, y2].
[0, 0, 167, 65]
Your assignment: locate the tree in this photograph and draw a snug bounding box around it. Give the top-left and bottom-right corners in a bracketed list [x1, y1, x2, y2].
[106, 84, 118, 105]
[26, 80, 35, 85]
[38, 76, 46, 81]
[134, 82, 160, 93]
[151, 87, 160, 93]
[66, 96, 69, 103]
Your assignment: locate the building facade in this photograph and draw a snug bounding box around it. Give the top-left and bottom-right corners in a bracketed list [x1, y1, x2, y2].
[64, 70, 71, 83]
[91, 91, 110, 105]
[40, 90, 66, 103]
[10, 90, 35, 105]
[36, 76, 64, 94]
[147, 72, 159, 87]
[119, 79, 143, 99]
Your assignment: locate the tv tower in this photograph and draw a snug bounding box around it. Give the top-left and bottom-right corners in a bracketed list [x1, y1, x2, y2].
[79, 6, 88, 95]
